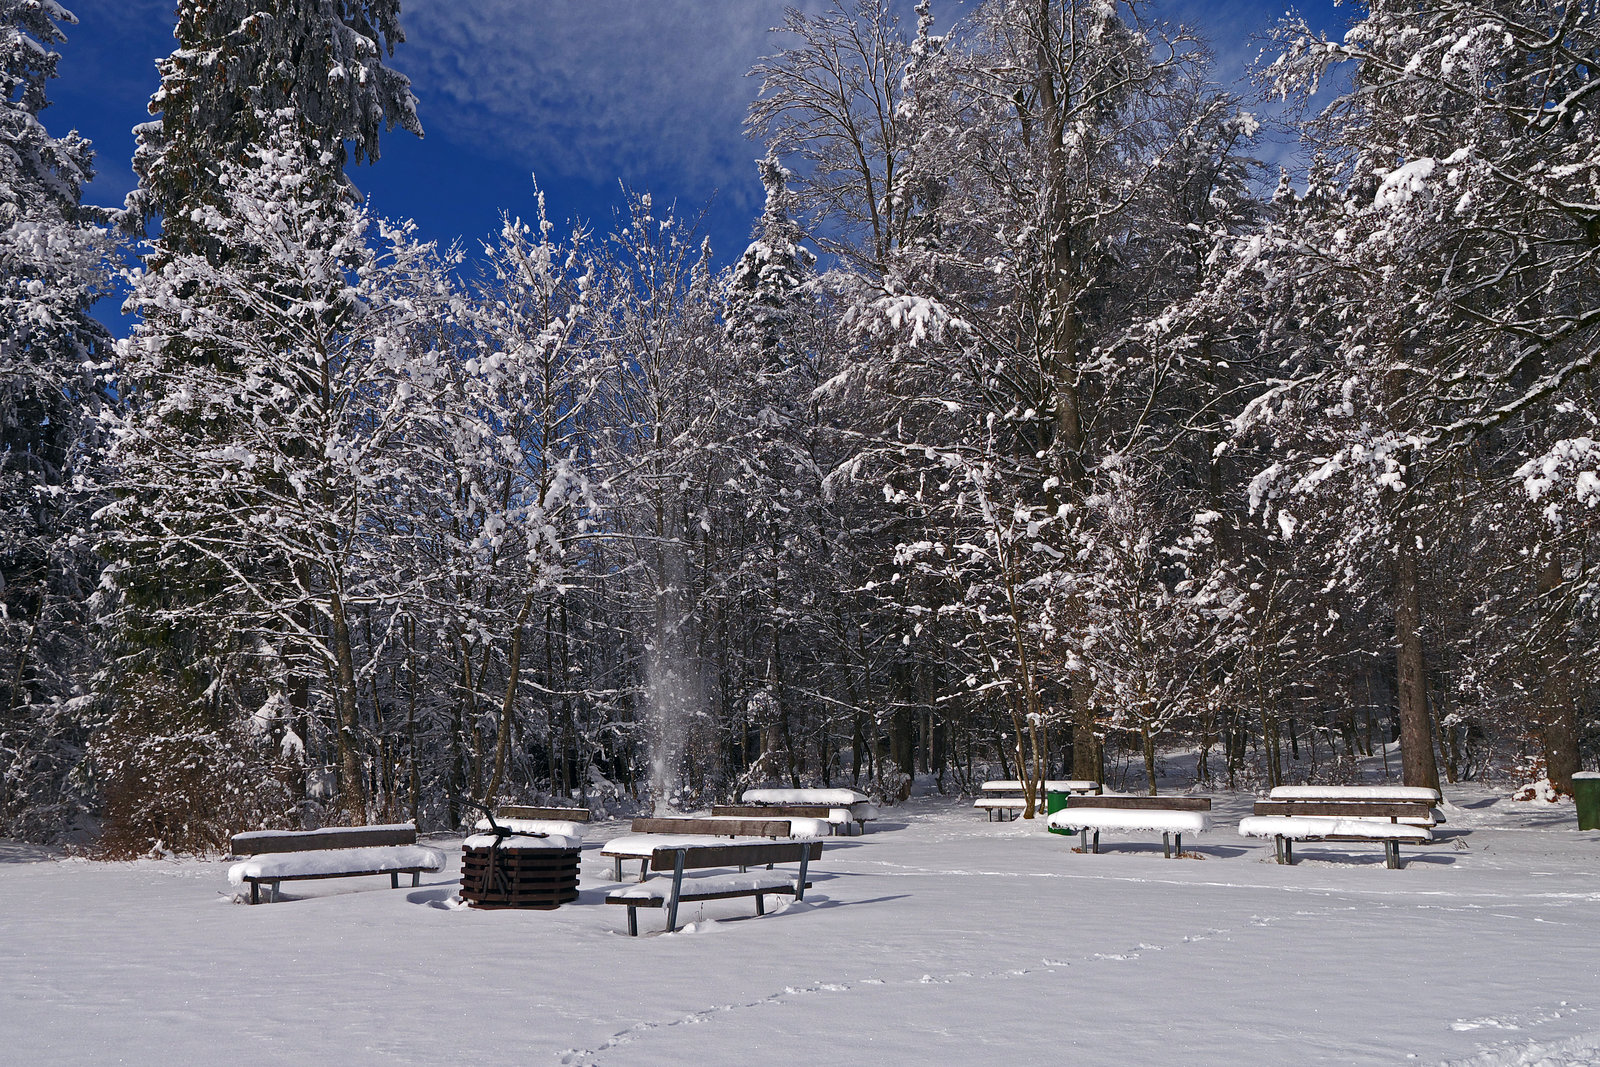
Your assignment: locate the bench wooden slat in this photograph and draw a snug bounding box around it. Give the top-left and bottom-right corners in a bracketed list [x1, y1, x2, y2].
[648, 841, 821, 872]
[712, 804, 835, 820]
[607, 882, 814, 908]
[631, 817, 794, 838]
[229, 826, 417, 856]
[1252, 800, 1432, 819]
[1064, 796, 1211, 812]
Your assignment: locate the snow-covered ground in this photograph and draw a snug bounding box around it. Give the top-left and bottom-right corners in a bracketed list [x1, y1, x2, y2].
[4, 784, 1600, 1065]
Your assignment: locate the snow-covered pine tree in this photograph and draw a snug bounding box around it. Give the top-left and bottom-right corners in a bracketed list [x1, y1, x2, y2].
[0, 0, 115, 840]
[127, 0, 420, 251]
[104, 122, 458, 836]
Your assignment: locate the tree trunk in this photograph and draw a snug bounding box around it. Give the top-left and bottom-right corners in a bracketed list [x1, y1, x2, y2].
[1394, 530, 1442, 791]
[327, 590, 367, 823]
[1538, 546, 1579, 793]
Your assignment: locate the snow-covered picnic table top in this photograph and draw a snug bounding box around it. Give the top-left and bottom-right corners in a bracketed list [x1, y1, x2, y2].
[1268, 785, 1441, 803]
[1238, 816, 1434, 841]
[226, 844, 445, 885]
[1046, 808, 1210, 834]
[980, 780, 1100, 793]
[741, 788, 873, 809]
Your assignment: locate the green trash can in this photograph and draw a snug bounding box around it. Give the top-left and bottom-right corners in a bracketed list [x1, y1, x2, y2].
[1046, 789, 1070, 836]
[1574, 772, 1600, 830]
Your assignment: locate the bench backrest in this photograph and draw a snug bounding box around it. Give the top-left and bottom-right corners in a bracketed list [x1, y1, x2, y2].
[648, 840, 823, 873]
[230, 824, 417, 856]
[1253, 799, 1433, 819]
[712, 804, 835, 819]
[631, 816, 794, 838]
[498, 805, 591, 823]
[1064, 795, 1211, 812]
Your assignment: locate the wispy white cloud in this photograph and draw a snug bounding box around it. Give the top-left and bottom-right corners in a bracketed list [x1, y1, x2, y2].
[398, 0, 814, 218]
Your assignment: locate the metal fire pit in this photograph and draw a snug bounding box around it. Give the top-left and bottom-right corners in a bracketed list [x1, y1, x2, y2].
[459, 837, 579, 910]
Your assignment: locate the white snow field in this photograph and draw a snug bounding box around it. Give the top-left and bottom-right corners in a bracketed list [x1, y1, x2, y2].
[4, 785, 1600, 1066]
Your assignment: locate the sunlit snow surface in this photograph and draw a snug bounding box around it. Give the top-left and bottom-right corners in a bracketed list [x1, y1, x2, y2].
[3, 784, 1599, 1065]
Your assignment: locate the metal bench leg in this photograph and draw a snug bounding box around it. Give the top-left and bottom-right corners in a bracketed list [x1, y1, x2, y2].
[391, 872, 400, 889]
[1092, 830, 1100, 854]
[1079, 828, 1088, 852]
[250, 880, 260, 905]
[412, 872, 420, 887]
[1283, 839, 1293, 865]
[664, 849, 687, 933]
[627, 905, 638, 937]
[1386, 841, 1399, 869]
[613, 857, 622, 882]
[1163, 832, 1171, 858]
[756, 894, 765, 916]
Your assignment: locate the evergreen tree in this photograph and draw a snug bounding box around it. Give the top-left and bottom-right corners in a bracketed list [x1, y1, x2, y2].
[0, 0, 114, 840]
[127, 0, 420, 250]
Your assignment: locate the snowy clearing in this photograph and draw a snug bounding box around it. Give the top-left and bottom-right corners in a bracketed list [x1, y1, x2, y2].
[3, 785, 1599, 1066]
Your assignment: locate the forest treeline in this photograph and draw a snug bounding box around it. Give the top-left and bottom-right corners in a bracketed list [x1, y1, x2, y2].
[2, 0, 1596, 852]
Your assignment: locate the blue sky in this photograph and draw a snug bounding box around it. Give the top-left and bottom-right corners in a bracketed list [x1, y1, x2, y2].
[47, 0, 1346, 294]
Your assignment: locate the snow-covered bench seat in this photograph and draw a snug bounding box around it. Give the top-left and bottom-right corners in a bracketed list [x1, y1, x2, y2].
[601, 816, 814, 881]
[1242, 796, 1438, 869]
[605, 839, 822, 935]
[738, 788, 880, 834]
[227, 824, 445, 905]
[1044, 795, 1211, 858]
[975, 780, 1101, 821]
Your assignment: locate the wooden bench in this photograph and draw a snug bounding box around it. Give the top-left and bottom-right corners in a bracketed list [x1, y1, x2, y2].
[600, 816, 800, 882]
[739, 788, 879, 834]
[1239, 795, 1438, 869]
[227, 824, 445, 904]
[605, 839, 822, 935]
[975, 779, 1101, 821]
[1044, 795, 1211, 857]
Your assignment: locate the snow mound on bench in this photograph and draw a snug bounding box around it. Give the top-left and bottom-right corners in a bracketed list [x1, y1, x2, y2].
[227, 845, 445, 885]
[472, 818, 584, 843]
[1269, 785, 1440, 802]
[462, 832, 581, 850]
[1238, 816, 1434, 841]
[1045, 808, 1210, 834]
